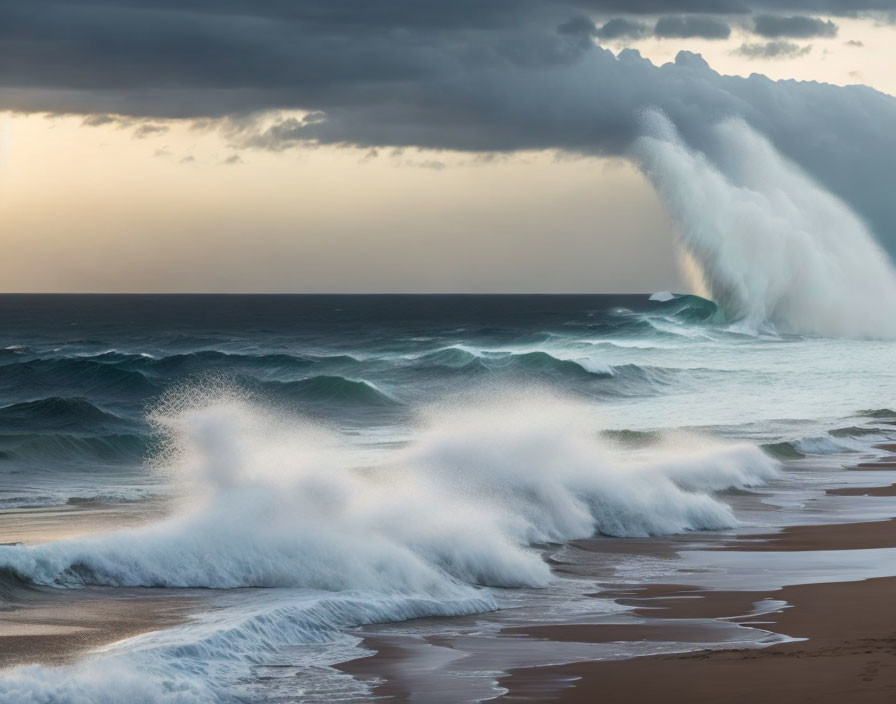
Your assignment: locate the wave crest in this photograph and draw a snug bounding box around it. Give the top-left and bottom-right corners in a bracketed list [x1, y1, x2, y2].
[0, 390, 778, 593]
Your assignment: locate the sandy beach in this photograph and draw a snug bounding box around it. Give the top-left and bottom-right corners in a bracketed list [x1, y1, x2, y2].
[498, 574, 896, 703]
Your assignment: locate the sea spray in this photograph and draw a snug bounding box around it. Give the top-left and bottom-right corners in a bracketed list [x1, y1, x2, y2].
[633, 111, 896, 338]
[0, 389, 778, 590]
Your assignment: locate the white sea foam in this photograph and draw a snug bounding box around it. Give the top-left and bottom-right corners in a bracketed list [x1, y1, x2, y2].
[634, 111, 896, 339]
[0, 391, 777, 591]
[0, 389, 778, 702]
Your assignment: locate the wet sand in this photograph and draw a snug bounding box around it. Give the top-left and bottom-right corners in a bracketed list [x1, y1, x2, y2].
[0, 586, 198, 667]
[496, 459, 896, 703]
[498, 576, 896, 703]
[339, 516, 896, 703]
[0, 498, 167, 546]
[828, 484, 896, 497]
[341, 452, 896, 703]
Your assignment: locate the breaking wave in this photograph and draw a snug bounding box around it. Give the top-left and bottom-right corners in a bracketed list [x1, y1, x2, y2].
[0, 390, 777, 591]
[634, 112, 896, 339]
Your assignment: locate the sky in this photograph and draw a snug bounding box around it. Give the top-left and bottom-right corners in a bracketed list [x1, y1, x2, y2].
[2, 1, 895, 293]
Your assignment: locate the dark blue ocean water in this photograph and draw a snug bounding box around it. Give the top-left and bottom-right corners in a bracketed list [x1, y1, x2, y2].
[0, 293, 720, 508]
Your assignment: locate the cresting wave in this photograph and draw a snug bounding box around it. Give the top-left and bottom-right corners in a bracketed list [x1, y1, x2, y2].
[634, 111, 896, 339]
[0, 390, 777, 591]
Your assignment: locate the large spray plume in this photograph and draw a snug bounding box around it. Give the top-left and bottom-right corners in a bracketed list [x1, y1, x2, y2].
[633, 111, 896, 338]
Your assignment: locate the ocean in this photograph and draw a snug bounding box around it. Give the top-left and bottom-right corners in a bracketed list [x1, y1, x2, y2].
[1, 293, 895, 702]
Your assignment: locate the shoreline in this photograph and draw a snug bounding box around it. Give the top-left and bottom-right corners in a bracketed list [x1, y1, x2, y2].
[497, 574, 896, 703]
[495, 452, 896, 703]
[340, 453, 896, 702]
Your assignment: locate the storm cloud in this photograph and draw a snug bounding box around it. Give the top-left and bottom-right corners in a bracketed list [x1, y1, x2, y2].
[3, 0, 896, 255]
[753, 15, 838, 38]
[654, 16, 732, 38]
[594, 18, 650, 39]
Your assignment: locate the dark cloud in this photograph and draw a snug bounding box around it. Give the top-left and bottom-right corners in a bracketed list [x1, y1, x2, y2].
[753, 15, 838, 38]
[2, 0, 896, 254]
[735, 40, 812, 57]
[572, 0, 896, 14]
[746, 0, 896, 14]
[573, 0, 896, 13]
[845, 39, 865, 46]
[222, 154, 243, 165]
[558, 15, 598, 36]
[654, 16, 732, 39]
[595, 18, 650, 39]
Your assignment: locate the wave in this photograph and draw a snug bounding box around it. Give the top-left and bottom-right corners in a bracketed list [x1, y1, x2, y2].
[131, 350, 359, 377]
[858, 408, 896, 419]
[0, 390, 777, 592]
[0, 350, 363, 383]
[0, 358, 156, 398]
[0, 397, 132, 433]
[634, 113, 896, 339]
[761, 425, 887, 459]
[258, 375, 398, 405]
[485, 350, 612, 377]
[413, 346, 607, 377]
[648, 294, 723, 324]
[0, 487, 162, 511]
[0, 588, 494, 704]
[0, 431, 150, 465]
[762, 436, 863, 459]
[413, 346, 679, 396]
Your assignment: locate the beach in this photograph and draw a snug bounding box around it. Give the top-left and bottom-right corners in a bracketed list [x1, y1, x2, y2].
[338, 447, 896, 702]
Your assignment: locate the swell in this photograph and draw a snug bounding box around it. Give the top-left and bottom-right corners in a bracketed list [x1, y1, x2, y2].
[762, 420, 894, 459]
[124, 350, 360, 377]
[858, 408, 896, 419]
[0, 351, 362, 397]
[0, 432, 150, 464]
[0, 397, 133, 433]
[412, 347, 681, 396]
[0, 358, 157, 398]
[256, 375, 398, 405]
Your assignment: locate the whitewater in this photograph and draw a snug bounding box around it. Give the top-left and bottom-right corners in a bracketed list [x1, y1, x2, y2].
[1, 119, 896, 702]
[634, 111, 896, 339]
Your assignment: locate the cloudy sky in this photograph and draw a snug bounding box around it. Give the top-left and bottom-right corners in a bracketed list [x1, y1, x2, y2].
[2, 1, 895, 293]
